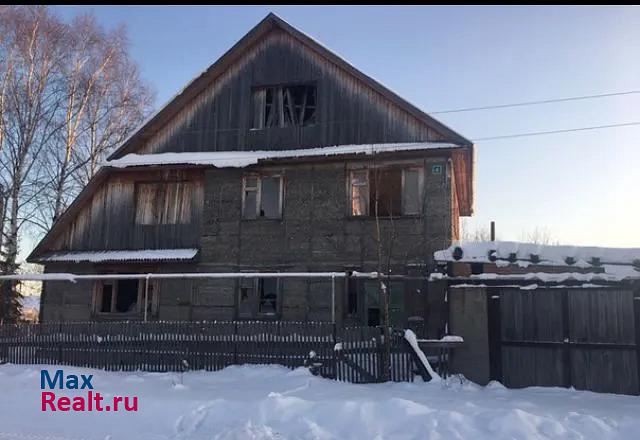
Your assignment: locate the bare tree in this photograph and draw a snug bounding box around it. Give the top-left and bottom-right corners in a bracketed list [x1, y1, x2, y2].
[35, 16, 152, 228]
[0, 6, 153, 320]
[74, 48, 151, 185]
[460, 218, 493, 242]
[520, 226, 559, 245]
[0, 6, 68, 320]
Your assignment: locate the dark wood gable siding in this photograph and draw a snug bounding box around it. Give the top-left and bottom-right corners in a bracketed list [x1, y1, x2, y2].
[136, 30, 450, 156]
[49, 169, 204, 252]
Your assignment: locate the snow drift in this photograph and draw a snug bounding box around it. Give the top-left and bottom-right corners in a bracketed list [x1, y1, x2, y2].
[0, 364, 638, 439]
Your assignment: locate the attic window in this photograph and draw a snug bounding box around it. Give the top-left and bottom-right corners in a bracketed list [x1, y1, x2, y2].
[252, 84, 316, 129]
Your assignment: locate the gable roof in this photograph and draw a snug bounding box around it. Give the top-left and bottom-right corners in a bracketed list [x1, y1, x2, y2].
[29, 13, 475, 263]
[107, 12, 472, 161]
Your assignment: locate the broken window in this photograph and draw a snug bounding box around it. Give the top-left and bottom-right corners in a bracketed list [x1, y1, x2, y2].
[135, 181, 193, 225]
[350, 170, 369, 216]
[349, 167, 423, 217]
[402, 169, 422, 215]
[370, 168, 402, 217]
[242, 174, 283, 219]
[100, 283, 113, 313]
[95, 280, 140, 314]
[346, 275, 359, 317]
[238, 277, 255, 318]
[237, 277, 280, 318]
[258, 278, 278, 315]
[252, 84, 316, 129]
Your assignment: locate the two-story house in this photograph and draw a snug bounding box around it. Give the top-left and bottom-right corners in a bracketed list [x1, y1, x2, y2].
[28, 14, 474, 328]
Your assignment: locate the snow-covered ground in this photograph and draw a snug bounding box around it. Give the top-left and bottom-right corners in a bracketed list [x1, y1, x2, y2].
[0, 364, 638, 440]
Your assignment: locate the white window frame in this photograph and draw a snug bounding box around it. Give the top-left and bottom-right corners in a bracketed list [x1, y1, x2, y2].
[242, 173, 284, 219]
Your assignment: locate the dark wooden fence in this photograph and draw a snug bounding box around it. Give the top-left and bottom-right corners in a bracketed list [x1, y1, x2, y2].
[488, 287, 640, 395]
[0, 321, 418, 383]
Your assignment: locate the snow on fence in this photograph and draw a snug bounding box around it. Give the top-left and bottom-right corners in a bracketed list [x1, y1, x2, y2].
[0, 321, 418, 383]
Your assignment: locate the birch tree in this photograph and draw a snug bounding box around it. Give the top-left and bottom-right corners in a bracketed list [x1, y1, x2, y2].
[37, 16, 152, 225]
[0, 6, 152, 321]
[0, 6, 67, 320]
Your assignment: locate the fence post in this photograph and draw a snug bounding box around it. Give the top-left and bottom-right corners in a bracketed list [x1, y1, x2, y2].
[634, 291, 640, 394]
[331, 275, 336, 324]
[233, 321, 238, 365]
[562, 289, 572, 389]
[486, 288, 502, 383]
[332, 322, 338, 379]
[57, 322, 63, 364]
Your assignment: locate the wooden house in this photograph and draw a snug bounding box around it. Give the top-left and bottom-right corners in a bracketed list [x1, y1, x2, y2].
[28, 13, 474, 328]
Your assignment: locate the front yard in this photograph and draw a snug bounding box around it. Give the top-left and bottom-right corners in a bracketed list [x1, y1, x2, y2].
[0, 363, 638, 439]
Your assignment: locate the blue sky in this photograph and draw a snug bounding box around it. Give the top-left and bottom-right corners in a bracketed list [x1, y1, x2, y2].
[51, 5, 640, 248]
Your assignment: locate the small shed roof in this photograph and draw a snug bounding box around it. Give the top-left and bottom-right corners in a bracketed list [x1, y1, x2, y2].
[433, 241, 640, 283]
[435, 241, 640, 267]
[33, 248, 199, 264]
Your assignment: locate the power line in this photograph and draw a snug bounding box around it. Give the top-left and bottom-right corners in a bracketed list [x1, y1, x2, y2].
[429, 90, 640, 114]
[472, 121, 640, 142]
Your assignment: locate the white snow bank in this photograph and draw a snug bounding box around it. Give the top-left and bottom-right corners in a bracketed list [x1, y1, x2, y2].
[104, 142, 461, 168]
[37, 248, 199, 263]
[423, 335, 464, 343]
[0, 364, 639, 440]
[467, 271, 636, 283]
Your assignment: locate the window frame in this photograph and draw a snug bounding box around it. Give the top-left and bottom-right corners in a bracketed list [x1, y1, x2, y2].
[134, 180, 194, 226]
[236, 275, 282, 320]
[347, 164, 424, 218]
[92, 278, 160, 318]
[242, 173, 284, 220]
[251, 82, 317, 130]
[400, 167, 425, 216]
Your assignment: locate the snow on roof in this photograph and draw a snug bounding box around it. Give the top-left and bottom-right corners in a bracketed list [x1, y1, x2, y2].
[435, 241, 640, 266]
[467, 269, 637, 283]
[104, 142, 461, 169]
[36, 248, 199, 263]
[433, 241, 640, 282]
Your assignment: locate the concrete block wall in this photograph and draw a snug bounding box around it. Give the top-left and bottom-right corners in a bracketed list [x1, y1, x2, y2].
[41, 155, 455, 323]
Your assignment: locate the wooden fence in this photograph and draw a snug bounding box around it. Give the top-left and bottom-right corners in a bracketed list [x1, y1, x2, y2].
[0, 321, 418, 383]
[488, 287, 640, 395]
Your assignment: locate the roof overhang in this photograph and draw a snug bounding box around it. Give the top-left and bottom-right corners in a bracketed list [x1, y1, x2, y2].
[31, 248, 199, 264]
